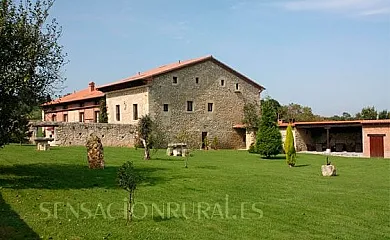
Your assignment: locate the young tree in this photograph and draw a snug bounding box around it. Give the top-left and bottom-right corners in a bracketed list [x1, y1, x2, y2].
[117, 161, 139, 223]
[284, 124, 296, 167]
[256, 99, 283, 158]
[137, 115, 153, 160]
[99, 98, 108, 123]
[0, 0, 66, 147]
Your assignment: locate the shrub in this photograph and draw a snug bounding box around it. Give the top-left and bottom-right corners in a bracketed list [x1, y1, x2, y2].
[255, 99, 283, 158]
[248, 143, 257, 154]
[117, 161, 139, 222]
[284, 124, 296, 167]
[212, 136, 219, 150]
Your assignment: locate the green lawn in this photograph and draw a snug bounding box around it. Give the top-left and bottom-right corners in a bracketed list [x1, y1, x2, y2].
[0, 145, 389, 240]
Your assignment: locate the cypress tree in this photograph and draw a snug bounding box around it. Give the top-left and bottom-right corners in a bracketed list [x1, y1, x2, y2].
[284, 124, 296, 167]
[255, 99, 283, 158]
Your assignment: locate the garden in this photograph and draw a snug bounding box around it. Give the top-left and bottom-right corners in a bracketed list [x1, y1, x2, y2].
[0, 145, 389, 239]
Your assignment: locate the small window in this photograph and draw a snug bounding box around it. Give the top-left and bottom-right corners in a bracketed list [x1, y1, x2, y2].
[116, 105, 120, 121]
[94, 111, 100, 123]
[195, 77, 199, 84]
[208, 103, 213, 112]
[133, 104, 138, 120]
[163, 104, 169, 112]
[173, 76, 178, 84]
[51, 114, 56, 122]
[220, 79, 225, 86]
[63, 114, 68, 122]
[235, 83, 240, 91]
[187, 101, 193, 112]
[79, 112, 84, 122]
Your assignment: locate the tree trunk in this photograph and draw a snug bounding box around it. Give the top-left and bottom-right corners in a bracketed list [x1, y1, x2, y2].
[141, 138, 150, 160]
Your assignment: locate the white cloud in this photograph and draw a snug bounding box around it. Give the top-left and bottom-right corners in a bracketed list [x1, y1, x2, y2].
[278, 0, 390, 16]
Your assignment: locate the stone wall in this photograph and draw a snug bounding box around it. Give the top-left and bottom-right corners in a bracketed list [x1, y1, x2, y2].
[148, 60, 262, 149]
[53, 122, 137, 147]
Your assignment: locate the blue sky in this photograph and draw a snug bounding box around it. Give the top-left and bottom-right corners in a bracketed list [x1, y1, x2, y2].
[50, 0, 389, 116]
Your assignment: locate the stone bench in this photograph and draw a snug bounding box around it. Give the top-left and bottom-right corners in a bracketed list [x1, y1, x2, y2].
[167, 143, 188, 157]
[35, 137, 54, 151]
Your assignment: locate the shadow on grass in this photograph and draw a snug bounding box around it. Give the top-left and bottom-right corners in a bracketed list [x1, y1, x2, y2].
[260, 156, 285, 160]
[196, 166, 218, 170]
[0, 164, 168, 190]
[0, 193, 39, 240]
[294, 164, 310, 168]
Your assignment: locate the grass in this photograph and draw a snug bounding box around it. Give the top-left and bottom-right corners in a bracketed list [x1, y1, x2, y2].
[0, 145, 389, 240]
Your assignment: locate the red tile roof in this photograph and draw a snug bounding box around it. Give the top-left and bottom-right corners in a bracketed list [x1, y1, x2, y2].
[278, 119, 390, 127]
[42, 82, 104, 106]
[98, 55, 264, 91]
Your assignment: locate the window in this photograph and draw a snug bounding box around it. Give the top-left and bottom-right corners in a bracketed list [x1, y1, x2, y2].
[172, 76, 178, 84]
[94, 111, 100, 123]
[163, 104, 169, 112]
[63, 114, 68, 122]
[208, 103, 213, 112]
[51, 114, 56, 122]
[133, 104, 138, 120]
[220, 79, 225, 86]
[79, 112, 84, 122]
[195, 77, 199, 84]
[235, 83, 240, 91]
[116, 105, 120, 121]
[187, 101, 193, 112]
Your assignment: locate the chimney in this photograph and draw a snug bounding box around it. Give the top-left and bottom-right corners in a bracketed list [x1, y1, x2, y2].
[89, 82, 95, 92]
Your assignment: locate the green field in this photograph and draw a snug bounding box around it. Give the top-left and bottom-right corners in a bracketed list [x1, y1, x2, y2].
[0, 145, 389, 239]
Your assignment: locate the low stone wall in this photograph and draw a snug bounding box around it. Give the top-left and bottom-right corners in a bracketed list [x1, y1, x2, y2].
[54, 122, 137, 147]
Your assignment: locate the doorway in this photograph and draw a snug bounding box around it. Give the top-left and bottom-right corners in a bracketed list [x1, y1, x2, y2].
[201, 132, 207, 149]
[369, 135, 384, 158]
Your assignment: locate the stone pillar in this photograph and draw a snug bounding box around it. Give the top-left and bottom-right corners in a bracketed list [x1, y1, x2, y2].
[86, 133, 105, 169]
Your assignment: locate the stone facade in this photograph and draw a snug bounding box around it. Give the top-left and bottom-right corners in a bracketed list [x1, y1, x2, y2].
[102, 58, 262, 149]
[53, 122, 136, 147]
[105, 86, 149, 125]
[148, 60, 261, 149]
[362, 123, 390, 158]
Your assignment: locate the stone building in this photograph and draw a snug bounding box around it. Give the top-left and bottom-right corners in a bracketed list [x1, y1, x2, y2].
[98, 55, 265, 149]
[42, 82, 104, 123]
[41, 82, 104, 141]
[279, 119, 390, 158]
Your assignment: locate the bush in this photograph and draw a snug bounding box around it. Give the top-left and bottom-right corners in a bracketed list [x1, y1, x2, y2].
[255, 99, 283, 158]
[212, 137, 219, 150]
[248, 143, 257, 154]
[117, 161, 139, 222]
[284, 124, 296, 167]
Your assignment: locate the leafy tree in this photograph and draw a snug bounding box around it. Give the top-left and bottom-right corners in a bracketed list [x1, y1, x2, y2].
[280, 103, 322, 122]
[136, 115, 166, 160]
[211, 136, 219, 150]
[356, 106, 378, 120]
[378, 110, 389, 120]
[260, 98, 281, 121]
[0, 0, 66, 147]
[117, 161, 139, 223]
[255, 99, 283, 158]
[99, 98, 108, 123]
[243, 102, 261, 128]
[137, 115, 153, 160]
[284, 124, 296, 167]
